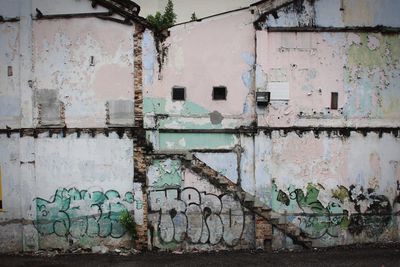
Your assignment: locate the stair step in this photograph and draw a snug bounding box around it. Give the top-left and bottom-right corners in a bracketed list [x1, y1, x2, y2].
[243, 192, 255, 202]
[253, 198, 265, 208]
[189, 156, 312, 249]
[277, 224, 301, 236]
[218, 178, 229, 184]
[269, 218, 279, 224]
[260, 211, 270, 219]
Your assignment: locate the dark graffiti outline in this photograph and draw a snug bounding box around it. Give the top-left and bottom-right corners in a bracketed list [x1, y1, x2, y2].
[274, 183, 393, 239]
[148, 186, 245, 247]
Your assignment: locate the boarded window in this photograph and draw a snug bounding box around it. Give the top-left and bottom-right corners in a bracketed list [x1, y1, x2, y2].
[212, 86, 227, 100]
[331, 92, 338, 110]
[172, 87, 185, 101]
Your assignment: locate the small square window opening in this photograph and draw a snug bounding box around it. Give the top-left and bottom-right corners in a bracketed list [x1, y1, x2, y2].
[331, 92, 338, 110]
[213, 86, 227, 100]
[172, 87, 185, 101]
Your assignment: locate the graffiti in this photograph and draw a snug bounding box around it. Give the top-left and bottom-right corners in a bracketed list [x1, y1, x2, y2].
[273, 182, 392, 239]
[345, 185, 392, 237]
[274, 183, 349, 239]
[34, 188, 134, 239]
[148, 187, 244, 246]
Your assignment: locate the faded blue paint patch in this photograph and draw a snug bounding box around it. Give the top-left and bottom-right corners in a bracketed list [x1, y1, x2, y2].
[242, 94, 253, 115]
[255, 64, 268, 90]
[342, 67, 400, 119]
[194, 152, 238, 183]
[142, 30, 155, 85]
[241, 52, 255, 66]
[241, 70, 253, 90]
[307, 69, 317, 80]
[302, 84, 314, 92]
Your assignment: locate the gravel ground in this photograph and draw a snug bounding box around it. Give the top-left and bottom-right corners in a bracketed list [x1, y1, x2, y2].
[1, 244, 400, 267]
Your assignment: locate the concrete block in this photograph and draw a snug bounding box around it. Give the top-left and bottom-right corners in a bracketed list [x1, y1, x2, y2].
[35, 89, 62, 126]
[107, 100, 134, 126]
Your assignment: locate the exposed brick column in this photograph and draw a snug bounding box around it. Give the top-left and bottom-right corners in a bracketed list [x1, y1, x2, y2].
[134, 192, 148, 250]
[133, 24, 148, 250]
[133, 24, 147, 184]
[255, 215, 273, 251]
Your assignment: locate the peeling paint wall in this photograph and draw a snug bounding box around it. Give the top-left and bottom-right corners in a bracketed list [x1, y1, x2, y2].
[143, 10, 256, 130]
[256, 31, 400, 128]
[0, 22, 20, 129]
[0, 133, 141, 252]
[0, 0, 141, 253]
[1, 0, 400, 253]
[142, 0, 400, 251]
[255, 131, 400, 247]
[32, 18, 135, 128]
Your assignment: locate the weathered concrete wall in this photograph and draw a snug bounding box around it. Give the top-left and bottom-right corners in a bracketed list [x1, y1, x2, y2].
[32, 134, 137, 250]
[142, 0, 400, 251]
[32, 17, 135, 128]
[143, 10, 256, 130]
[256, 31, 400, 127]
[0, 22, 21, 129]
[0, 133, 142, 252]
[0, 0, 142, 253]
[0, 134, 24, 252]
[2, 0, 400, 253]
[253, 130, 400, 248]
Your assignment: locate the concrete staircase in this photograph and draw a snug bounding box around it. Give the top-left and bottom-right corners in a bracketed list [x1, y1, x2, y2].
[182, 154, 313, 249]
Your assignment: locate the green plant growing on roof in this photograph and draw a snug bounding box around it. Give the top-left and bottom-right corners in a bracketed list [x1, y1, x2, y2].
[146, 0, 177, 78]
[146, 0, 177, 32]
[119, 210, 137, 242]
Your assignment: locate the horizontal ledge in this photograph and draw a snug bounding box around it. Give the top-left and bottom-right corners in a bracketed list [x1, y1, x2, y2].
[265, 26, 400, 33]
[33, 12, 112, 20]
[0, 17, 20, 23]
[151, 126, 400, 134]
[0, 127, 142, 138]
[151, 149, 234, 155]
